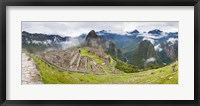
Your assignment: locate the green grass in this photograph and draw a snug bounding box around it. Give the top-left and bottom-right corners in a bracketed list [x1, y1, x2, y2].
[86, 61, 91, 70]
[109, 55, 115, 65]
[79, 49, 103, 64]
[31, 55, 178, 84]
[114, 58, 139, 73]
[100, 66, 112, 73]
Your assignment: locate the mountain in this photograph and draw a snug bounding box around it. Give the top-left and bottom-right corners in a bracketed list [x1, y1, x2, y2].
[155, 39, 178, 64]
[76, 34, 87, 42]
[22, 31, 70, 44]
[85, 30, 101, 48]
[22, 31, 83, 53]
[148, 29, 163, 35]
[36, 30, 139, 75]
[22, 31, 69, 52]
[131, 40, 163, 68]
[85, 30, 125, 61]
[22, 29, 178, 68]
[86, 30, 99, 40]
[127, 29, 140, 34]
[96, 30, 142, 48]
[96, 29, 178, 53]
[83, 29, 178, 66]
[132, 29, 178, 45]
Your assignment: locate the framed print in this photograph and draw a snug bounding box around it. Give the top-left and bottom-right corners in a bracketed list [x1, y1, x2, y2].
[0, 0, 199, 106]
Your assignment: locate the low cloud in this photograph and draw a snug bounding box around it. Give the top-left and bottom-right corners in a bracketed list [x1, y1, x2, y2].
[145, 57, 156, 63]
[60, 38, 81, 50]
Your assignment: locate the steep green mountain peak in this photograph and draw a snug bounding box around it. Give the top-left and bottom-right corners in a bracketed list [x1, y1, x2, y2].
[132, 40, 163, 68]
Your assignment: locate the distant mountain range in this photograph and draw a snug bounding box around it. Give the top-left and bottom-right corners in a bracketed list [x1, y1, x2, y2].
[22, 29, 178, 68]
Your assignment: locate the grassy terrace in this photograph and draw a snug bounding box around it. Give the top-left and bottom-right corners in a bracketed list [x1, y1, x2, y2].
[79, 49, 103, 64]
[31, 54, 178, 84]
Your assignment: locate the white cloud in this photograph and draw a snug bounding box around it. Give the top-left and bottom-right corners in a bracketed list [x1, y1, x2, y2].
[155, 44, 162, 52]
[22, 22, 178, 37]
[167, 38, 178, 44]
[138, 32, 167, 39]
[123, 22, 178, 33]
[145, 57, 156, 64]
[60, 38, 81, 50]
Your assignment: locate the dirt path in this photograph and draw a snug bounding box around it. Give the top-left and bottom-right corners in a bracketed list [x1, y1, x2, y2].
[22, 52, 43, 84]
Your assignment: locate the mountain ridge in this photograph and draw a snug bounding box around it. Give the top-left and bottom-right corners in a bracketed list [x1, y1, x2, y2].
[22, 29, 178, 68]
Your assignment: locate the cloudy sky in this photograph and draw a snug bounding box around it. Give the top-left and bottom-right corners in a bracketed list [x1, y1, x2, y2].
[22, 22, 178, 37]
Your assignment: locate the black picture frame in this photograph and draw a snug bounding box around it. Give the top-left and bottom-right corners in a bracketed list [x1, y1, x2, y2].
[0, 0, 199, 106]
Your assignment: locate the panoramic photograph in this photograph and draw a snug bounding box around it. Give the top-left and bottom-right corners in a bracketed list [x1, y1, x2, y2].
[21, 22, 178, 84]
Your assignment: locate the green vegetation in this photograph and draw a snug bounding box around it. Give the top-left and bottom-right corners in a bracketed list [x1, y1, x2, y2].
[22, 44, 47, 53]
[31, 54, 178, 84]
[132, 40, 163, 68]
[79, 48, 115, 73]
[114, 58, 139, 73]
[142, 64, 160, 71]
[86, 62, 91, 70]
[109, 55, 114, 65]
[23, 29, 178, 84]
[121, 41, 138, 54]
[79, 49, 102, 63]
